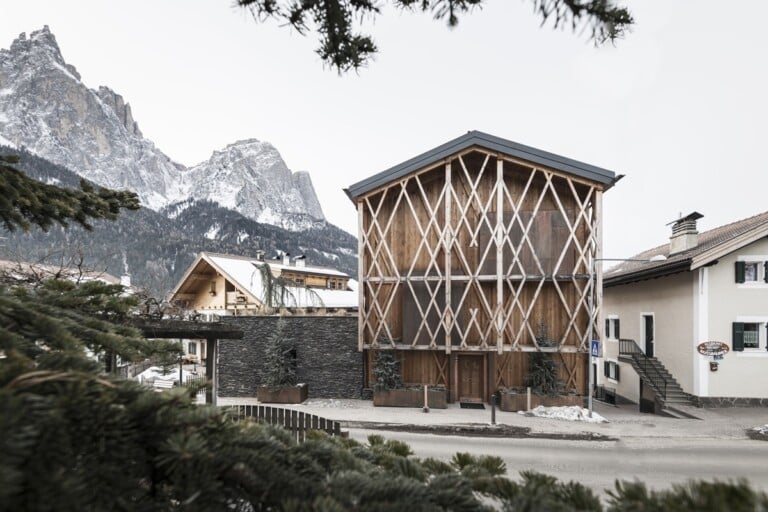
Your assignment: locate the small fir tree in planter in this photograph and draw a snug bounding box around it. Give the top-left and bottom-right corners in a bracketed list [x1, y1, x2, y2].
[527, 324, 562, 397]
[257, 317, 307, 403]
[497, 323, 583, 411]
[373, 350, 403, 391]
[372, 350, 447, 408]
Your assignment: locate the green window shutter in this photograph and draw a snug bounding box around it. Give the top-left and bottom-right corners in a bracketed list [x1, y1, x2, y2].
[615, 319, 621, 339]
[764, 261, 768, 283]
[604, 361, 609, 377]
[615, 363, 620, 381]
[605, 319, 610, 338]
[732, 322, 745, 351]
[735, 261, 746, 283]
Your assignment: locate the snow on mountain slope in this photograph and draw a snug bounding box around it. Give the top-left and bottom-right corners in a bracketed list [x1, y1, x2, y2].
[0, 26, 326, 230]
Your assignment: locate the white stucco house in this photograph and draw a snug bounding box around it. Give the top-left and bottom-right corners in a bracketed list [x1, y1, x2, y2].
[600, 211, 768, 411]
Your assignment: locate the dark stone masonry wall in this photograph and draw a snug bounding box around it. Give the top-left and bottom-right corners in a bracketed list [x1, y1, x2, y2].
[218, 316, 361, 399]
[691, 396, 768, 408]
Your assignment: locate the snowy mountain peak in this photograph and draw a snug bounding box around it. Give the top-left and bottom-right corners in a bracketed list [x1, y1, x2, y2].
[186, 138, 326, 227]
[0, 26, 326, 231]
[5, 26, 80, 79]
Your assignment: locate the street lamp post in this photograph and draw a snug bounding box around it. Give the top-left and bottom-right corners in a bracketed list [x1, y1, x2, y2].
[587, 257, 659, 418]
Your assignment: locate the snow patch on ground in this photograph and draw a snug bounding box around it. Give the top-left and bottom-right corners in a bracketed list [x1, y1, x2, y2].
[135, 366, 197, 385]
[752, 424, 768, 435]
[321, 251, 340, 261]
[520, 405, 607, 423]
[257, 207, 280, 226]
[0, 133, 15, 148]
[302, 399, 360, 409]
[204, 224, 220, 240]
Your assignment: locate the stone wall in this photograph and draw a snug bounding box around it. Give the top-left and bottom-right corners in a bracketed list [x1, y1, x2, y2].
[691, 396, 768, 408]
[218, 316, 361, 399]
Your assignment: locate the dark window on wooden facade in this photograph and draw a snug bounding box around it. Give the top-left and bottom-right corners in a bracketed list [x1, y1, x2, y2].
[478, 210, 576, 276]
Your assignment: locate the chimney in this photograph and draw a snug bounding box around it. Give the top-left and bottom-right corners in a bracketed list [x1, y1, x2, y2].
[282, 252, 291, 266]
[294, 254, 306, 268]
[668, 212, 703, 254]
[255, 250, 265, 261]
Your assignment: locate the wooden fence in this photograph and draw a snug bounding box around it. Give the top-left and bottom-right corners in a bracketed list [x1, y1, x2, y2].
[185, 374, 207, 388]
[223, 404, 345, 443]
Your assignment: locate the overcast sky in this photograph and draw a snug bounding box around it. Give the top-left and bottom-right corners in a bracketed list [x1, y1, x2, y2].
[2, 1, 767, 262]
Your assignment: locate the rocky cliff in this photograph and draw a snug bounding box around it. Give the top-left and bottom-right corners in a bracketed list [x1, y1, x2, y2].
[0, 26, 326, 228]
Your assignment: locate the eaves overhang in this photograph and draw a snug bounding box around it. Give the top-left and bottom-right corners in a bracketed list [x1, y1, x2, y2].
[345, 130, 619, 201]
[603, 259, 692, 287]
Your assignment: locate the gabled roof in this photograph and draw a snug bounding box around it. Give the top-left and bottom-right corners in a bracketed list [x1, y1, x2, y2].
[168, 252, 357, 308]
[345, 130, 620, 200]
[605, 210, 768, 287]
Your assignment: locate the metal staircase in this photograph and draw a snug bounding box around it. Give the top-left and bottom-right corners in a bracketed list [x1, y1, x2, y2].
[618, 339, 693, 408]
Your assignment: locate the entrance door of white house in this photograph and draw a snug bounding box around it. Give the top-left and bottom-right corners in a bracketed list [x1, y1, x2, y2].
[643, 315, 654, 357]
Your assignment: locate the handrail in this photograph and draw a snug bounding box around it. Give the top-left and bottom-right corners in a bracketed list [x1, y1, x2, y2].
[618, 338, 667, 399]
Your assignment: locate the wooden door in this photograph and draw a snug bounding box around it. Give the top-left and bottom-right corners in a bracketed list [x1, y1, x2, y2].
[643, 315, 654, 357]
[458, 355, 484, 402]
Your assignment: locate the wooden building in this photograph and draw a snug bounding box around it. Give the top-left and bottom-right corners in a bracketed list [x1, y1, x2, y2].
[345, 131, 619, 402]
[167, 252, 357, 316]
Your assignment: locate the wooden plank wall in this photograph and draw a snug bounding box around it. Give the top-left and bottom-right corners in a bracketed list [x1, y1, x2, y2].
[493, 352, 587, 395]
[364, 350, 450, 388]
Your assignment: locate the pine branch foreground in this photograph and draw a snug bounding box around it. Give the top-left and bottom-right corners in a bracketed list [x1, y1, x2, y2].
[0, 155, 140, 232]
[237, 0, 634, 72]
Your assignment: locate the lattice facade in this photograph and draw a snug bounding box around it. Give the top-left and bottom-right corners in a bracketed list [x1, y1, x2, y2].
[349, 134, 614, 399]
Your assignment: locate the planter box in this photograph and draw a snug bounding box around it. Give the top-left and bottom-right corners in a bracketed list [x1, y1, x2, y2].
[499, 392, 584, 412]
[373, 388, 447, 409]
[257, 384, 308, 404]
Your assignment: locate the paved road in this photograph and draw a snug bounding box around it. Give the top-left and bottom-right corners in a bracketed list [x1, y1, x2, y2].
[349, 429, 768, 496]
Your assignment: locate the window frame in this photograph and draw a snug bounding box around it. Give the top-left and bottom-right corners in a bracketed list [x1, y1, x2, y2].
[735, 256, 768, 286]
[605, 315, 620, 340]
[603, 360, 620, 382]
[733, 317, 768, 352]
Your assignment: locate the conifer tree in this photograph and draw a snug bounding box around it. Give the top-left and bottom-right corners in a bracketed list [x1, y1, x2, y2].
[0, 154, 139, 232]
[237, 0, 634, 72]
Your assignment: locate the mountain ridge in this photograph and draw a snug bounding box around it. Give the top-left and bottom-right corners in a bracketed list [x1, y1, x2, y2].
[0, 26, 326, 229]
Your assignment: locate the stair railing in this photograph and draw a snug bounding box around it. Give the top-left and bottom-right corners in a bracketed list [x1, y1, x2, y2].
[618, 338, 667, 399]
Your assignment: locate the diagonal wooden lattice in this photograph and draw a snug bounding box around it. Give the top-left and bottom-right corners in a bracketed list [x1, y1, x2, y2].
[357, 148, 603, 354]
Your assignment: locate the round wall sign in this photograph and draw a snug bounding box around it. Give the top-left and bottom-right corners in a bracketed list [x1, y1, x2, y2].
[697, 341, 730, 357]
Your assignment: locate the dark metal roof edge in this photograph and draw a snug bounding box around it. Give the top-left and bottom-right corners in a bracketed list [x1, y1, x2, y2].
[604, 259, 692, 287]
[346, 130, 618, 200]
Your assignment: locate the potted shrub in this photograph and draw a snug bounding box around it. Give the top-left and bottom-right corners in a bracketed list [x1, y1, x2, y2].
[372, 350, 447, 408]
[498, 324, 583, 411]
[257, 318, 308, 403]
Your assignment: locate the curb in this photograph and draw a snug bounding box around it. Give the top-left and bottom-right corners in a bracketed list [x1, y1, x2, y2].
[341, 421, 618, 442]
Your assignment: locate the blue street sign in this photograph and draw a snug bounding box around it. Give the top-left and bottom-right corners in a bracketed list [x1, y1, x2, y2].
[590, 340, 601, 358]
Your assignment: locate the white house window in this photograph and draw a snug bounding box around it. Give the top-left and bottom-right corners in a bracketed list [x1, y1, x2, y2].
[745, 263, 759, 282]
[604, 360, 620, 381]
[605, 316, 620, 340]
[733, 321, 766, 351]
[735, 259, 768, 284]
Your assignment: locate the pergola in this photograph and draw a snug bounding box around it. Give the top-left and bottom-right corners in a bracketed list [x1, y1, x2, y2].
[129, 319, 243, 405]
